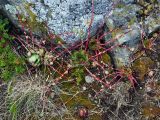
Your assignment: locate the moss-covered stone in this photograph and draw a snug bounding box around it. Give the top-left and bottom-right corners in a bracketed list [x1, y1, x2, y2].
[22, 3, 48, 36]
[132, 57, 154, 80]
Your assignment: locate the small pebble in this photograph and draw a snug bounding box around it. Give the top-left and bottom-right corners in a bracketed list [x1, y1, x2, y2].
[50, 92, 55, 98]
[146, 87, 152, 92]
[82, 86, 87, 91]
[50, 62, 53, 65]
[27, 51, 31, 56]
[88, 94, 92, 98]
[85, 76, 94, 84]
[130, 47, 135, 51]
[148, 71, 154, 77]
[105, 71, 109, 75]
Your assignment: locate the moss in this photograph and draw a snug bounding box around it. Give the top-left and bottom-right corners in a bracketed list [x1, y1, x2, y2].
[114, 57, 125, 68]
[132, 50, 145, 60]
[49, 60, 68, 79]
[60, 87, 95, 110]
[132, 57, 154, 80]
[115, 3, 125, 8]
[143, 38, 151, 49]
[70, 50, 89, 85]
[23, 3, 48, 36]
[111, 29, 123, 38]
[128, 16, 136, 26]
[88, 38, 100, 51]
[59, 84, 100, 119]
[101, 53, 111, 64]
[71, 50, 88, 64]
[0, 17, 25, 81]
[136, 0, 158, 19]
[71, 67, 85, 85]
[89, 114, 102, 120]
[142, 104, 160, 119]
[53, 35, 65, 44]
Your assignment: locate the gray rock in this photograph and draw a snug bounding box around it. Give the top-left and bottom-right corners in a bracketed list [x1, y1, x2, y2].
[104, 1, 160, 67]
[0, 0, 113, 44]
[121, 0, 134, 4]
[0, 0, 159, 67]
[111, 26, 141, 67]
[104, 4, 141, 67]
[145, 16, 160, 34]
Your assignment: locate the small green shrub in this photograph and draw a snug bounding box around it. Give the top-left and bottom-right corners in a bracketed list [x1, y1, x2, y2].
[71, 50, 88, 85]
[0, 16, 25, 81]
[71, 50, 88, 65]
[71, 67, 85, 85]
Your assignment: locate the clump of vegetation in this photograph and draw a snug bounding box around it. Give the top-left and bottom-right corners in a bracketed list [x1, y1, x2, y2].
[88, 37, 101, 51]
[70, 50, 89, 85]
[0, 1, 159, 119]
[101, 53, 111, 64]
[7, 74, 62, 120]
[132, 57, 154, 80]
[136, 0, 158, 20]
[71, 67, 85, 85]
[71, 50, 88, 65]
[0, 17, 25, 81]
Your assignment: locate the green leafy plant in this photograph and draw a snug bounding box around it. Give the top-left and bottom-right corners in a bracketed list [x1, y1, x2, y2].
[71, 67, 85, 85]
[71, 50, 88, 65]
[9, 101, 18, 120]
[71, 50, 88, 85]
[0, 16, 25, 81]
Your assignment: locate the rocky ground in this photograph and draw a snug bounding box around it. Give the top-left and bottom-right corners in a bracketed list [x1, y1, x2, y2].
[0, 0, 160, 120]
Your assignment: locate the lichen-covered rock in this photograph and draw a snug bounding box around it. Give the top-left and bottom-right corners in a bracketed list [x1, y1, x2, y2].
[104, 4, 141, 67]
[0, 0, 113, 44]
[145, 15, 160, 34]
[104, 1, 160, 67]
[112, 26, 141, 67]
[0, 0, 159, 67]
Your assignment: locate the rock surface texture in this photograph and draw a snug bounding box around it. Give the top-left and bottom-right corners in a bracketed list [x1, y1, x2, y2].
[1, 0, 114, 43]
[0, 0, 159, 67]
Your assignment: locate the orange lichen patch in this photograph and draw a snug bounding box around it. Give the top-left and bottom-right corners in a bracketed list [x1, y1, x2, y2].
[132, 57, 154, 80]
[142, 105, 160, 119]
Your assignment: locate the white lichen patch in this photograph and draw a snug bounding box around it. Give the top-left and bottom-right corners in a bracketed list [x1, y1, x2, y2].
[5, 4, 17, 14]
